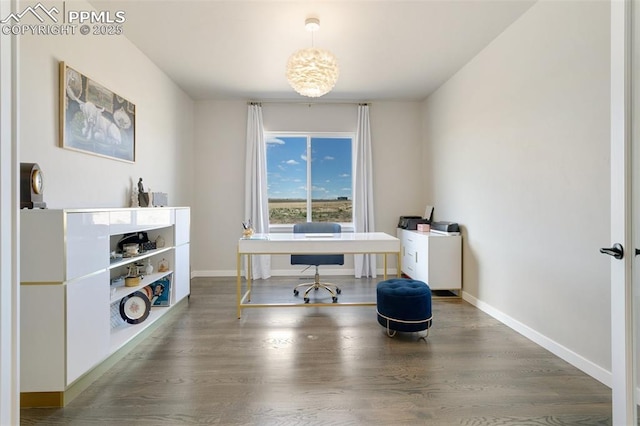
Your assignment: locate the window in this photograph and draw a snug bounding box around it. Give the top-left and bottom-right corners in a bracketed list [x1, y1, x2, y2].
[265, 133, 353, 225]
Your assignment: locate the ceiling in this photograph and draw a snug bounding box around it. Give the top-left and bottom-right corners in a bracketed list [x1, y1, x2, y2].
[88, 0, 536, 102]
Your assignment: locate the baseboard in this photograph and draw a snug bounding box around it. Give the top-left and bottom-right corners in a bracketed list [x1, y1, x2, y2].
[461, 291, 612, 388]
[192, 270, 238, 278]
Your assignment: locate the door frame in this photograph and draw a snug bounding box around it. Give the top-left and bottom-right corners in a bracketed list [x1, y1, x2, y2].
[610, 0, 636, 424]
[0, 0, 21, 423]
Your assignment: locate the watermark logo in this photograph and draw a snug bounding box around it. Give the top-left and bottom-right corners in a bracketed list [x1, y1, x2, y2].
[1, 2, 125, 36]
[0, 3, 59, 24]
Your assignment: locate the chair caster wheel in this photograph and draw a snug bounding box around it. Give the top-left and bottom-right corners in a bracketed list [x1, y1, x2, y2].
[336, 288, 341, 294]
[332, 297, 338, 303]
[293, 289, 299, 296]
[304, 298, 310, 303]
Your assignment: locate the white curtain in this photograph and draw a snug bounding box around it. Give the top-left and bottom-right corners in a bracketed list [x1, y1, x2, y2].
[244, 103, 271, 279]
[353, 104, 377, 278]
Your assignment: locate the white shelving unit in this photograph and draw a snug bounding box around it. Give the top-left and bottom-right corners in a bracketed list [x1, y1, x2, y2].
[397, 228, 462, 292]
[109, 270, 173, 303]
[20, 207, 190, 406]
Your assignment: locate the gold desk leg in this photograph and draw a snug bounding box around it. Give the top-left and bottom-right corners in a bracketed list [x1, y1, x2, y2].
[247, 254, 252, 302]
[237, 249, 242, 319]
[383, 254, 388, 280]
[397, 252, 401, 277]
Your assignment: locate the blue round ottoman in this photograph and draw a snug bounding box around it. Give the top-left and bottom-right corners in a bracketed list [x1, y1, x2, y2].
[376, 278, 432, 337]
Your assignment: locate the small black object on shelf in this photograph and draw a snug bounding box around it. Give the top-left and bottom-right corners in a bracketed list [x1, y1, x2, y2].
[20, 163, 46, 209]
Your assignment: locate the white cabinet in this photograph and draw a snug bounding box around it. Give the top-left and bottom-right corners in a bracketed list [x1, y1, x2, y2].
[173, 243, 191, 303]
[66, 272, 110, 384]
[66, 211, 110, 280]
[397, 228, 461, 291]
[20, 210, 109, 283]
[20, 284, 65, 392]
[20, 207, 190, 404]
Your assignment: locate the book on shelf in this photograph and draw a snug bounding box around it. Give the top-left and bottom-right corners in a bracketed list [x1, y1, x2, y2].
[142, 275, 172, 306]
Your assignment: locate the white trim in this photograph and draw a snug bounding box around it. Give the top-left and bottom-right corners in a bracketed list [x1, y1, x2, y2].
[462, 291, 612, 388]
[0, 0, 20, 422]
[610, 0, 636, 423]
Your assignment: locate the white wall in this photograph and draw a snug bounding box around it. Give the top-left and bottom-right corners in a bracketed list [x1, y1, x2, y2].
[422, 0, 611, 380]
[192, 100, 246, 276]
[191, 101, 423, 276]
[19, 0, 195, 209]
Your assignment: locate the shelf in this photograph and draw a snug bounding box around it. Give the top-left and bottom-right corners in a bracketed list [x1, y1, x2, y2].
[108, 246, 173, 270]
[109, 306, 171, 352]
[110, 270, 173, 303]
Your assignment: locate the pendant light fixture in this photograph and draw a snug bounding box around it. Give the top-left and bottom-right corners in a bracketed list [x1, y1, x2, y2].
[286, 17, 339, 98]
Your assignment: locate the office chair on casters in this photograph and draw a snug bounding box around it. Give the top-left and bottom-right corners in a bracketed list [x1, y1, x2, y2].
[291, 222, 344, 303]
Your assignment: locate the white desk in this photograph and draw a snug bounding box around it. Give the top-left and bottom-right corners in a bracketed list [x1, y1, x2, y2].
[236, 232, 401, 318]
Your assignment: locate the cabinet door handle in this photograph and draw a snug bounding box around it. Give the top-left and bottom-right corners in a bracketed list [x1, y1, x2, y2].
[415, 252, 418, 263]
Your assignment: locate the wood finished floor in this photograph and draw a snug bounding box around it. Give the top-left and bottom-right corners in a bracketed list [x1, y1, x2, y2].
[21, 277, 612, 425]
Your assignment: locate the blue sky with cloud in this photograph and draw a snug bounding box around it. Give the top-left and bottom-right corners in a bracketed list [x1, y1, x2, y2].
[266, 135, 352, 200]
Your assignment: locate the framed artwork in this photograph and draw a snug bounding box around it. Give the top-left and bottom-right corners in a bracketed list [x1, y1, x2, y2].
[59, 61, 136, 162]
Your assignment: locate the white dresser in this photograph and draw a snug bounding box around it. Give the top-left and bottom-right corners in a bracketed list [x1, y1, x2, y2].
[397, 228, 461, 292]
[20, 207, 190, 406]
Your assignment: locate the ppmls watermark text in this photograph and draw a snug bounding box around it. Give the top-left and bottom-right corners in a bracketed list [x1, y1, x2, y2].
[0, 2, 126, 36]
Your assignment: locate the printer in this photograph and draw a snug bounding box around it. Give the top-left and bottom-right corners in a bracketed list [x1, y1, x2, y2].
[398, 206, 434, 230]
[398, 216, 429, 230]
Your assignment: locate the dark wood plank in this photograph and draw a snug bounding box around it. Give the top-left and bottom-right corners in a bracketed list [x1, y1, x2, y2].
[21, 277, 613, 425]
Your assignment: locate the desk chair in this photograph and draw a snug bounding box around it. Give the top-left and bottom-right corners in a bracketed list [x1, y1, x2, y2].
[291, 222, 344, 303]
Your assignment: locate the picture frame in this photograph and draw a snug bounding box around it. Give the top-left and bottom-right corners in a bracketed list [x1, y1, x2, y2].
[59, 61, 136, 162]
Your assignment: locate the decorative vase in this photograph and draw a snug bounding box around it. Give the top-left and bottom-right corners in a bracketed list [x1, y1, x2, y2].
[158, 258, 169, 272]
[145, 259, 154, 275]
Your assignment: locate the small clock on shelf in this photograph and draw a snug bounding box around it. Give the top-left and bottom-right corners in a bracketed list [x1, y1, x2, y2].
[20, 163, 46, 209]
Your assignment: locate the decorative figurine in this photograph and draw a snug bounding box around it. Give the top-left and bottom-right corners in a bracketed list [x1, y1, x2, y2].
[242, 219, 254, 237]
[138, 177, 150, 207]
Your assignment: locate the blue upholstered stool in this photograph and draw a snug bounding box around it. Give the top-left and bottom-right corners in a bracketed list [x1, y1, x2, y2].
[376, 278, 432, 338]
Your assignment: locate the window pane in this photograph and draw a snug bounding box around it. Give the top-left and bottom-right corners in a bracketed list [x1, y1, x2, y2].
[266, 136, 308, 224]
[310, 137, 352, 223]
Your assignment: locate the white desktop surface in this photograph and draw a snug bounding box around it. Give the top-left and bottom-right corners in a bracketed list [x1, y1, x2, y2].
[238, 232, 400, 254]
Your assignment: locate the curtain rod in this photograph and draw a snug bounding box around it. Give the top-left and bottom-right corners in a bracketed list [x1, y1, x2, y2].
[248, 100, 369, 106]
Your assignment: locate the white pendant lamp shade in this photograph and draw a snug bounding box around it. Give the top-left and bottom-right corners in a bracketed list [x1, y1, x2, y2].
[286, 17, 339, 98]
[286, 47, 339, 98]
